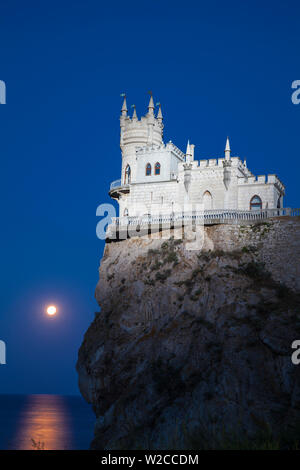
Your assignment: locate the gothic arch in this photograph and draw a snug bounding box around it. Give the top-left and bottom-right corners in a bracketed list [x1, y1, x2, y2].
[155, 162, 161, 175]
[203, 191, 213, 210]
[146, 163, 152, 176]
[250, 195, 262, 211]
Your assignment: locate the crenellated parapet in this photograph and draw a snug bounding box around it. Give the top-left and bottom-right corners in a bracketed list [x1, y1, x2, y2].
[238, 174, 285, 194]
[120, 94, 164, 151]
[136, 141, 185, 161]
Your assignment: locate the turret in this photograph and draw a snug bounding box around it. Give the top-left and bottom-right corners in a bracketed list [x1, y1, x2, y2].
[131, 104, 138, 121]
[120, 93, 128, 148]
[121, 94, 127, 116]
[223, 137, 232, 190]
[156, 102, 163, 123]
[147, 93, 155, 116]
[119, 93, 164, 184]
[225, 136, 231, 161]
[147, 93, 155, 144]
[185, 140, 192, 163]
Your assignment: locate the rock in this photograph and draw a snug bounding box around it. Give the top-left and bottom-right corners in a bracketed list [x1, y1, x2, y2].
[77, 219, 300, 449]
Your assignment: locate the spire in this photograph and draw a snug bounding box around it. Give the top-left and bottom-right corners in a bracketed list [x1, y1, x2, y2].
[131, 104, 137, 120]
[225, 136, 231, 160]
[156, 102, 163, 122]
[186, 140, 192, 162]
[121, 93, 127, 116]
[147, 91, 154, 115]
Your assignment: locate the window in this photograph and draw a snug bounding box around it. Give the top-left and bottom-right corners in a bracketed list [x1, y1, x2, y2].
[203, 191, 213, 210]
[155, 162, 161, 175]
[146, 163, 152, 176]
[250, 195, 262, 211]
[124, 165, 131, 184]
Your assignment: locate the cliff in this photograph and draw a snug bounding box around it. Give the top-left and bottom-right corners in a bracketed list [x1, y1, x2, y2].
[77, 218, 300, 449]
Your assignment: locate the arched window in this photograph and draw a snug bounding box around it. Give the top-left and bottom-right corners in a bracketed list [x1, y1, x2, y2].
[124, 208, 128, 216]
[146, 163, 152, 176]
[203, 191, 213, 210]
[155, 162, 161, 175]
[124, 164, 131, 184]
[250, 195, 262, 211]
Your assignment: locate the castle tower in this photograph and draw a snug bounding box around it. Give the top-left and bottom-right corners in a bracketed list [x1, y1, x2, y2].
[120, 93, 164, 185]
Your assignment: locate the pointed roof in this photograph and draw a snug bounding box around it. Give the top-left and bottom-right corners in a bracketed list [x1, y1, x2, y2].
[131, 104, 137, 120]
[186, 139, 191, 156]
[121, 95, 127, 115]
[225, 136, 230, 151]
[148, 93, 154, 114]
[157, 103, 163, 120]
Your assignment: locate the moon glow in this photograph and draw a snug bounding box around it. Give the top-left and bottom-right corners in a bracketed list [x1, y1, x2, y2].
[46, 305, 57, 316]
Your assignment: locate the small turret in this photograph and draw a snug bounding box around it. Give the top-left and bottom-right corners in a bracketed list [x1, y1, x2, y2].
[185, 140, 192, 163]
[131, 104, 138, 121]
[147, 92, 155, 144]
[147, 93, 155, 116]
[223, 136, 232, 190]
[225, 136, 231, 161]
[120, 93, 128, 148]
[121, 94, 127, 116]
[156, 102, 163, 122]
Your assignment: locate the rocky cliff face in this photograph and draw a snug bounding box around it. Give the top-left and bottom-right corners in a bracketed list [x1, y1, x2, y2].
[77, 218, 300, 449]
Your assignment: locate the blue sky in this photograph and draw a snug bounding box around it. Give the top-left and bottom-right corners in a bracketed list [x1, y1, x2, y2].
[0, 0, 299, 394]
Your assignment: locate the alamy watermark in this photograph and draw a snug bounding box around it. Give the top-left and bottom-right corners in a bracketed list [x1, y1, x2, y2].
[0, 80, 6, 104]
[0, 340, 6, 364]
[291, 80, 300, 104]
[291, 340, 300, 365]
[96, 202, 206, 250]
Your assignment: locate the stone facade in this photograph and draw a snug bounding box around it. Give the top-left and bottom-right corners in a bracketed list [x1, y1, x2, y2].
[111, 95, 285, 217]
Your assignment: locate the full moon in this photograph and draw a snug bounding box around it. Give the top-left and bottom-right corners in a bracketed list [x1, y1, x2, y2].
[46, 305, 57, 316]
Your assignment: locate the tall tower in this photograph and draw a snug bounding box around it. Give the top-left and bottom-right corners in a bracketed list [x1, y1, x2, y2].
[119, 93, 164, 185]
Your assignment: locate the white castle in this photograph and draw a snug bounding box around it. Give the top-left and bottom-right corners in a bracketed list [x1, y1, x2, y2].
[109, 94, 285, 223]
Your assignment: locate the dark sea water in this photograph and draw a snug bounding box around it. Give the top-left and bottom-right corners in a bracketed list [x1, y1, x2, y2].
[0, 394, 95, 450]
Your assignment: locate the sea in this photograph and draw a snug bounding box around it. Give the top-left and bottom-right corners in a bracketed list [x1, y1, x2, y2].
[0, 394, 95, 450]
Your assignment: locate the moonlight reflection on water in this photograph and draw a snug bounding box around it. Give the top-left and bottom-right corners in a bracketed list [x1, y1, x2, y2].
[0, 394, 94, 450]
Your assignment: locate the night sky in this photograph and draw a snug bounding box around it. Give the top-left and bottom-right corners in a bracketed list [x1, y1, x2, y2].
[0, 0, 299, 394]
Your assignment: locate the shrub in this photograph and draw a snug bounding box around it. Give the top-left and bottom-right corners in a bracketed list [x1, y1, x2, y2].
[239, 262, 271, 281]
[155, 269, 172, 282]
[165, 251, 178, 264]
[151, 260, 162, 271]
[148, 248, 160, 255]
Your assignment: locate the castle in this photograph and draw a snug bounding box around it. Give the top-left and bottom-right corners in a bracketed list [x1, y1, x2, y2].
[109, 95, 285, 220]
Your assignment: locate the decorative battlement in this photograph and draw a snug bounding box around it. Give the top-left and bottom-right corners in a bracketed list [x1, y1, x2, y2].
[238, 174, 285, 193]
[136, 141, 185, 161]
[120, 94, 164, 150]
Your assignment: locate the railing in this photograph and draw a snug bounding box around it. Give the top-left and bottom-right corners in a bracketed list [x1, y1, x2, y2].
[110, 179, 122, 190]
[110, 208, 300, 227]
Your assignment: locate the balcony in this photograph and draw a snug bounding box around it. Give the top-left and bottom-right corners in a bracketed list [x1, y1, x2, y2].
[109, 179, 130, 199]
